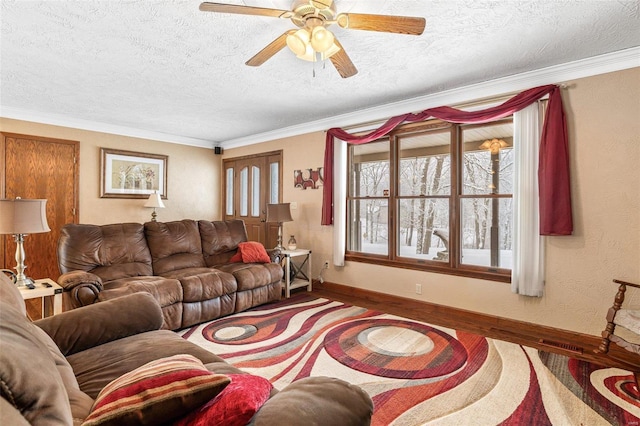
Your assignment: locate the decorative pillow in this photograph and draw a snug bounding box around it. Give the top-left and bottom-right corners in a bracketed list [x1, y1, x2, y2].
[82, 354, 230, 426]
[229, 251, 243, 263]
[231, 242, 271, 264]
[175, 373, 273, 426]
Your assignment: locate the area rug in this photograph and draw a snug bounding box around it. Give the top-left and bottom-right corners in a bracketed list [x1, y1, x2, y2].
[179, 294, 640, 425]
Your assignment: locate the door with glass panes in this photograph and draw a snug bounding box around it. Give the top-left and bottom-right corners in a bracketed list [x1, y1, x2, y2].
[223, 151, 282, 247]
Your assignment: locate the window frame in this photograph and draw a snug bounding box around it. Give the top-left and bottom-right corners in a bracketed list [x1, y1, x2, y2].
[345, 118, 513, 283]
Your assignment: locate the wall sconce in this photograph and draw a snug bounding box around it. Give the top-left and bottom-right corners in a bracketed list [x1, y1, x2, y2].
[266, 203, 293, 250]
[144, 191, 165, 222]
[0, 198, 51, 287]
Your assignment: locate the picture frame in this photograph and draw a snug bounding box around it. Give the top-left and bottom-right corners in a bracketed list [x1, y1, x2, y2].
[100, 148, 168, 199]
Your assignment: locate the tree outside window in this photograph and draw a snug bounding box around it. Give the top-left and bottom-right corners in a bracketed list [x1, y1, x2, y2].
[346, 119, 514, 281]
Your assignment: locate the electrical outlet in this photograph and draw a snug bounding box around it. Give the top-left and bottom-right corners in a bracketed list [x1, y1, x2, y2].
[415, 284, 422, 295]
[323, 261, 329, 269]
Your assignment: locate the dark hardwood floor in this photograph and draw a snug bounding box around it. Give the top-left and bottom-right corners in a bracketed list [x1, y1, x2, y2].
[309, 281, 639, 374]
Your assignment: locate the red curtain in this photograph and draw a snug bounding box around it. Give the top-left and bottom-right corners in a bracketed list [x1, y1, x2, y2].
[321, 84, 572, 236]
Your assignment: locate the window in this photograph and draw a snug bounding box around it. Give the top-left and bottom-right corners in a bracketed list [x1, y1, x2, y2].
[346, 119, 514, 282]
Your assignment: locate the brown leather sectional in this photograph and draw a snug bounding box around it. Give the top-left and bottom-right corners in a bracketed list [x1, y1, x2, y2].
[0, 273, 374, 425]
[57, 219, 284, 330]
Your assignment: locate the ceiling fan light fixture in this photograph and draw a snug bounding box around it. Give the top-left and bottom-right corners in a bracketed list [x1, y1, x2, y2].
[296, 42, 316, 62]
[310, 26, 335, 52]
[286, 28, 310, 56]
[320, 40, 341, 60]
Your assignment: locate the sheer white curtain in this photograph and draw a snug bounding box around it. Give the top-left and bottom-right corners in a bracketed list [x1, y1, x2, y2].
[512, 102, 545, 296]
[333, 139, 347, 266]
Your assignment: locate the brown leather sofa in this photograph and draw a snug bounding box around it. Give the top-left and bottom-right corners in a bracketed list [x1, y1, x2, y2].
[0, 274, 373, 425]
[57, 219, 283, 330]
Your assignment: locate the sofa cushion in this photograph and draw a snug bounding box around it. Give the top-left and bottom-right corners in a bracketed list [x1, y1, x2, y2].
[68, 330, 226, 399]
[0, 302, 73, 425]
[82, 354, 230, 426]
[175, 373, 273, 426]
[99, 276, 183, 307]
[58, 223, 153, 280]
[145, 220, 206, 275]
[219, 263, 284, 292]
[178, 271, 237, 303]
[161, 266, 219, 280]
[36, 292, 164, 357]
[199, 219, 248, 267]
[251, 377, 374, 426]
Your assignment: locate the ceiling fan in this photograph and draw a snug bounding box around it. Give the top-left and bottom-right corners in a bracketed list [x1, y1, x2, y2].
[199, 0, 426, 78]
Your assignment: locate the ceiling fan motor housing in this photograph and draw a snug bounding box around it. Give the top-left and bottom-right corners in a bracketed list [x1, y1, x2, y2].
[290, 0, 336, 28]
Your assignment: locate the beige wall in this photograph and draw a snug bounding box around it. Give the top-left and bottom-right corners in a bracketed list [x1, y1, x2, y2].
[225, 67, 640, 336]
[1, 68, 637, 336]
[0, 119, 222, 224]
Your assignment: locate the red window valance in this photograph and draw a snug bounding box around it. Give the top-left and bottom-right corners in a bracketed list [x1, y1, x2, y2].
[321, 84, 572, 236]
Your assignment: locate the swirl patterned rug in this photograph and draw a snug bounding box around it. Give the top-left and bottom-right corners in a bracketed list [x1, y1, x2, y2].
[179, 294, 640, 425]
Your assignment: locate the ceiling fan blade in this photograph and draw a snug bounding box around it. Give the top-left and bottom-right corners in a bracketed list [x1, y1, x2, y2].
[336, 13, 426, 35]
[310, 0, 333, 9]
[329, 39, 357, 78]
[245, 32, 290, 67]
[199, 2, 292, 19]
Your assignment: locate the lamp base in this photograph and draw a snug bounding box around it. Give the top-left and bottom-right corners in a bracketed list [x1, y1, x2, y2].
[274, 223, 284, 251]
[15, 275, 36, 289]
[12, 233, 36, 289]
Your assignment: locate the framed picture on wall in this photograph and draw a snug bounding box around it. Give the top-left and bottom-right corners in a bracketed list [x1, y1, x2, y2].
[100, 148, 168, 199]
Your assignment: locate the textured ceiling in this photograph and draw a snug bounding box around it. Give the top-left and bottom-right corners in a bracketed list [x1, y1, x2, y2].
[1, 0, 639, 148]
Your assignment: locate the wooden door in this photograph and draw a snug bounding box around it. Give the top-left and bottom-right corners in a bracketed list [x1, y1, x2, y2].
[223, 151, 282, 247]
[1, 133, 79, 282]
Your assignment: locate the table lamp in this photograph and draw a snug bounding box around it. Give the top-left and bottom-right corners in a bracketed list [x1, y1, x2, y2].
[144, 191, 165, 221]
[0, 198, 51, 287]
[266, 203, 293, 250]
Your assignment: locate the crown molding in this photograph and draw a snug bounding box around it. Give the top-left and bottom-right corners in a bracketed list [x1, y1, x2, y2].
[223, 46, 640, 148]
[2, 47, 638, 149]
[0, 107, 216, 149]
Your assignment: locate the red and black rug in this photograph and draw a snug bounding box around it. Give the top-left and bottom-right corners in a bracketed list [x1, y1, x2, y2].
[180, 294, 639, 425]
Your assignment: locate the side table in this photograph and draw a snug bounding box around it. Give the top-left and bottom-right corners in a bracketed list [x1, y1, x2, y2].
[18, 278, 63, 318]
[281, 249, 312, 298]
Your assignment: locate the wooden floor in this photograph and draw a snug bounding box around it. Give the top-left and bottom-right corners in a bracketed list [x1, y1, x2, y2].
[309, 281, 639, 373]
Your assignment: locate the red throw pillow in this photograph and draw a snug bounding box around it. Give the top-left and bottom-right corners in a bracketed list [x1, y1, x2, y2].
[235, 241, 271, 264]
[175, 374, 273, 426]
[229, 251, 243, 263]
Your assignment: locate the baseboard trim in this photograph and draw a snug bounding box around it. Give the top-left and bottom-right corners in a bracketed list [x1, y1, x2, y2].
[311, 281, 638, 371]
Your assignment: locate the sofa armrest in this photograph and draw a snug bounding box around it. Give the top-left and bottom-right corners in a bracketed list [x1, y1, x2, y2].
[252, 377, 373, 426]
[35, 292, 163, 356]
[266, 248, 281, 264]
[58, 270, 103, 308]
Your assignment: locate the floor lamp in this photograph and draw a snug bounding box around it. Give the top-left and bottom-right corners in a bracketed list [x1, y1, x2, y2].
[266, 203, 293, 250]
[0, 198, 51, 287]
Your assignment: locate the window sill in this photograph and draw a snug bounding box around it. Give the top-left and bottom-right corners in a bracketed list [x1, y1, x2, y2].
[344, 253, 512, 284]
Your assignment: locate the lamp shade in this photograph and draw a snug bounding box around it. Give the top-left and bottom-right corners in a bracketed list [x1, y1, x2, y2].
[0, 198, 50, 234]
[266, 203, 293, 223]
[286, 28, 310, 56]
[311, 26, 335, 52]
[144, 192, 165, 209]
